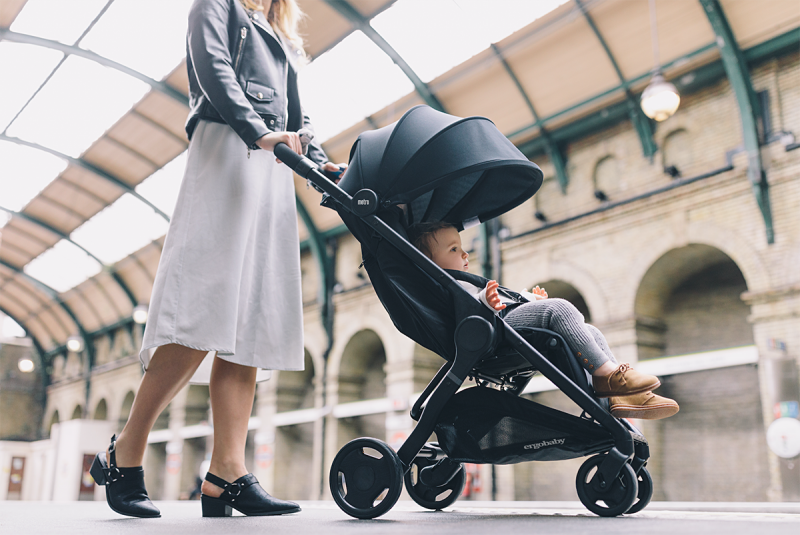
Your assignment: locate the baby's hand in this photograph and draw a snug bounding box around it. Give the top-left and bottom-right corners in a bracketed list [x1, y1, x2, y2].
[530, 285, 548, 299]
[485, 280, 506, 311]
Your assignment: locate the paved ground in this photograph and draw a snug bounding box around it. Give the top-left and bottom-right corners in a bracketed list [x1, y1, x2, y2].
[2, 500, 799, 535]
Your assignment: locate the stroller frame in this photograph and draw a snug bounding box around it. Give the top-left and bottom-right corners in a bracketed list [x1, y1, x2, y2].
[275, 143, 651, 518]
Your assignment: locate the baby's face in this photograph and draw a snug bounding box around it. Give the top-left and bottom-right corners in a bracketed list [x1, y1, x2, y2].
[430, 227, 469, 271]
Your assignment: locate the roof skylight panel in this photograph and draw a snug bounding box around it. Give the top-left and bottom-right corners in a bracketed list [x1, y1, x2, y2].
[135, 151, 187, 218]
[70, 193, 169, 265]
[298, 31, 413, 143]
[1, 314, 26, 338]
[24, 239, 102, 293]
[9, 0, 110, 45]
[0, 140, 68, 213]
[370, 0, 570, 84]
[5, 54, 150, 158]
[0, 42, 63, 131]
[80, 0, 193, 81]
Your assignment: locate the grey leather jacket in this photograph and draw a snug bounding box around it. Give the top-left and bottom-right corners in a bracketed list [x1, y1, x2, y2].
[185, 0, 328, 165]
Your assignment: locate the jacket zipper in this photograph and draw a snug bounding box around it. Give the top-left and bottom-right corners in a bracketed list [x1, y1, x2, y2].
[234, 27, 247, 74]
[235, 27, 249, 157]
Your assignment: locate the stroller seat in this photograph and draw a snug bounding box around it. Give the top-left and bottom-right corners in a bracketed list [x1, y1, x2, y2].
[273, 105, 653, 519]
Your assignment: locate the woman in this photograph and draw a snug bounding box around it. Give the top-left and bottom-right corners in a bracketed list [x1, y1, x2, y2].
[90, 0, 344, 518]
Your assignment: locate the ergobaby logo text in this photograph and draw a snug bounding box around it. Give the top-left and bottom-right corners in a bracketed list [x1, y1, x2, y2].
[357, 199, 370, 205]
[523, 438, 565, 450]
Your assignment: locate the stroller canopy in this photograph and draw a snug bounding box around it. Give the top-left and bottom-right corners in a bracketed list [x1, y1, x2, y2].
[326, 107, 544, 360]
[338, 105, 543, 228]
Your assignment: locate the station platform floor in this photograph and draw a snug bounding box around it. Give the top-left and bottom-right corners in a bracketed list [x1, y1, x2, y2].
[2, 500, 799, 535]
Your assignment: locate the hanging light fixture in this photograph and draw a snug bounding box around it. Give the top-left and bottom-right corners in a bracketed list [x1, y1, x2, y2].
[132, 304, 149, 325]
[66, 335, 84, 353]
[641, 0, 680, 121]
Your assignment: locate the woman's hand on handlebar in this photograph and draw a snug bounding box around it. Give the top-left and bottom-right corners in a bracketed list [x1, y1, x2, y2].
[320, 161, 348, 183]
[255, 131, 302, 163]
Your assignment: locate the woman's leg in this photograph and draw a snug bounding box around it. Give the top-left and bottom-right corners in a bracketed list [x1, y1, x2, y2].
[114, 344, 208, 467]
[201, 356, 257, 497]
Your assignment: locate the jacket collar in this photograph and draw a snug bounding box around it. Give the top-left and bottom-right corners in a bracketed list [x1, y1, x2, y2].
[240, 5, 287, 60]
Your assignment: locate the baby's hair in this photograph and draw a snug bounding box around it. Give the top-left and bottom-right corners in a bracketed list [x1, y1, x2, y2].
[408, 221, 457, 258]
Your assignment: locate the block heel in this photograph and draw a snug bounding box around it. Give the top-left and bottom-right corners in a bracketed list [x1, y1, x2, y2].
[89, 453, 107, 485]
[201, 472, 300, 516]
[202, 495, 233, 517]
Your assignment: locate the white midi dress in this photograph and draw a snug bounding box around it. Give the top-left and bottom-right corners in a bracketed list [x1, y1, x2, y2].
[139, 120, 304, 384]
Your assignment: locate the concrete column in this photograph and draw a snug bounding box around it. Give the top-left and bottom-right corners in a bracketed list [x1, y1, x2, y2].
[744, 286, 800, 501]
[162, 387, 188, 500]
[310, 374, 325, 500]
[253, 380, 277, 493]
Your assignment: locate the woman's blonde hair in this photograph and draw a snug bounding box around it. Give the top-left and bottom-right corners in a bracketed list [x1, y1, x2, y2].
[240, 0, 306, 54]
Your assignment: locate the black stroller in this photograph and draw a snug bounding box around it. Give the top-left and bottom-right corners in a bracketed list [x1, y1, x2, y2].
[275, 105, 652, 519]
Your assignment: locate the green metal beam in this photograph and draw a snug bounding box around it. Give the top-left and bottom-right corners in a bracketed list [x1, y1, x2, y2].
[0, 258, 95, 377]
[296, 198, 335, 351]
[699, 0, 774, 244]
[0, 134, 171, 222]
[574, 0, 657, 158]
[0, 206, 139, 308]
[323, 0, 446, 112]
[0, 28, 188, 107]
[0, 305, 50, 385]
[491, 44, 569, 193]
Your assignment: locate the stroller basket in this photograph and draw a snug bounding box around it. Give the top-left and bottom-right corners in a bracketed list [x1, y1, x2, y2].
[435, 387, 614, 465]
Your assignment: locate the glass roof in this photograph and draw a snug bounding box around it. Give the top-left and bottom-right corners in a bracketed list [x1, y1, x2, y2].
[371, 0, 570, 83]
[298, 30, 413, 142]
[79, 0, 194, 80]
[135, 151, 187, 218]
[1, 314, 27, 339]
[71, 193, 169, 265]
[2, 0, 571, 297]
[0, 139, 67, 215]
[6, 54, 151, 158]
[24, 239, 101, 293]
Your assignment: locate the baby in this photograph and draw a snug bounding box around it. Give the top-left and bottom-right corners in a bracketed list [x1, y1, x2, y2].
[409, 221, 679, 420]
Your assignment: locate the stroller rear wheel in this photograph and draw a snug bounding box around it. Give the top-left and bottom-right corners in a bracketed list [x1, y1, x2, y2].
[625, 466, 653, 514]
[576, 454, 638, 517]
[329, 437, 403, 519]
[404, 456, 466, 510]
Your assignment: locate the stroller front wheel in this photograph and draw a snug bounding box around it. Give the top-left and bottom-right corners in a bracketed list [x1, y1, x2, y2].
[329, 437, 404, 519]
[404, 456, 466, 510]
[575, 454, 638, 517]
[625, 466, 653, 514]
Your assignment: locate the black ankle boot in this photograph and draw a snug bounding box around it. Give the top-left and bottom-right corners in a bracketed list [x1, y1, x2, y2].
[90, 435, 161, 518]
[201, 472, 300, 517]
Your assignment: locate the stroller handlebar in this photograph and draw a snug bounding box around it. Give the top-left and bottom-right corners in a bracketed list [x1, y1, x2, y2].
[274, 142, 311, 176]
[274, 142, 356, 213]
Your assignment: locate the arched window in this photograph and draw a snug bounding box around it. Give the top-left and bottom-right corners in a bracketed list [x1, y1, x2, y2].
[662, 129, 692, 178]
[593, 155, 618, 200]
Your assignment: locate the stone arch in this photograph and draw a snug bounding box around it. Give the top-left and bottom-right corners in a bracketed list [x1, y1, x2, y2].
[46, 409, 59, 437]
[528, 279, 592, 322]
[662, 129, 692, 177]
[634, 244, 752, 359]
[71, 404, 83, 420]
[593, 154, 619, 199]
[273, 350, 316, 500]
[93, 398, 108, 420]
[537, 259, 610, 323]
[635, 243, 768, 502]
[621, 220, 770, 320]
[335, 329, 387, 449]
[326, 312, 397, 381]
